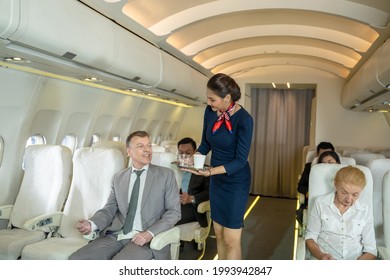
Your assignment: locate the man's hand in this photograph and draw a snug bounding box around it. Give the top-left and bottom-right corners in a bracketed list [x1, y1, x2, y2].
[76, 219, 92, 235]
[132, 231, 153, 246]
[180, 192, 192, 204]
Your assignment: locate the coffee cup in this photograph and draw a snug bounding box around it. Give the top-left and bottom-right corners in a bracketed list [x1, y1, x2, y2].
[193, 154, 206, 169]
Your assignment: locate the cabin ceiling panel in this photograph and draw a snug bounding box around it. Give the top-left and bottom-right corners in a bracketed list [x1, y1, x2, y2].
[80, 0, 389, 84]
[165, 9, 377, 53]
[1, 0, 388, 110]
[196, 42, 361, 70]
[127, 0, 389, 35]
[213, 55, 350, 78]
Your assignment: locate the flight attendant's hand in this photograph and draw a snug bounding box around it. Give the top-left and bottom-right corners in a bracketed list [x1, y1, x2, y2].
[181, 167, 212, 177]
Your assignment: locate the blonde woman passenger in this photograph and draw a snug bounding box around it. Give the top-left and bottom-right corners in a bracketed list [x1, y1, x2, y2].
[305, 166, 377, 260]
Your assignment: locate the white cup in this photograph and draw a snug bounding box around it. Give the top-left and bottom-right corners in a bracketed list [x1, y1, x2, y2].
[193, 154, 206, 169]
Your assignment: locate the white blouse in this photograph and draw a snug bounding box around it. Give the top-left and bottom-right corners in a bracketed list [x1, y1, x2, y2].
[305, 192, 377, 260]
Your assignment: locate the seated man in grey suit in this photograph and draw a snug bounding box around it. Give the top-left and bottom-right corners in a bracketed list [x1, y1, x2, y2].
[175, 137, 209, 228]
[69, 131, 180, 260]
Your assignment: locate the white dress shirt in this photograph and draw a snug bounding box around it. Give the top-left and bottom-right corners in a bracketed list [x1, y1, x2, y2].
[117, 165, 150, 241]
[305, 192, 377, 260]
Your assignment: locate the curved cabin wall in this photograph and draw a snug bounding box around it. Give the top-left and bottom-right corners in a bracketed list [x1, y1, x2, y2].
[0, 66, 196, 206]
[0, 0, 208, 105]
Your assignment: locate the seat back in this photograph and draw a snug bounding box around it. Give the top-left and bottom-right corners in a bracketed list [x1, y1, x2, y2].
[164, 144, 178, 156]
[310, 152, 343, 165]
[151, 151, 182, 188]
[306, 150, 316, 163]
[160, 140, 178, 155]
[58, 147, 125, 238]
[9, 145, 72, 230]
[340, 157, 356, 165]
[367, 158, 390, 246]
[308, 164, 373, 215]
[342, 148, 365, 157]
[383, 171, 390, 250]
[302, 145, 315, 161]
[152, 145, 166, 152]
[350, 152, 386, 166]
[92, 140, 128, 166]
[160, 140, 178, 147]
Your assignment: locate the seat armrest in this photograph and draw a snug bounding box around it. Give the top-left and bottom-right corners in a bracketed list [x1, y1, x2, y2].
[150, 227, 180, 250]
[378, 246, 390, 260]
[0, 205, 13, 220]
[23, 211, 63, 232]
[197, 201, 210, 214]
[302, 209, 308, 225]
[295, 237, 306, 260]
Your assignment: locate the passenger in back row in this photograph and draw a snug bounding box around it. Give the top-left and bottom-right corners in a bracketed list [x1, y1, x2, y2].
[317, 150, 340, 165]
[296, 142, 335, 224]
[305, 165, 377, 260]
[175, 137, 210, 227]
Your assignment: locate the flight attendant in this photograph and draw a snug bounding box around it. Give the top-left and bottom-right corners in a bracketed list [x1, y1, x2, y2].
[184, 73, 253, 259]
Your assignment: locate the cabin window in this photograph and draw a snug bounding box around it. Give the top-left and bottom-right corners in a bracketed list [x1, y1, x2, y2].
[25, 134, 46, 147]
[61, 134, 77, 154]
[112, 134, 121, 142]
[0, 136, 4, 168]
[90, 134, 101, 146]
[23, 134, 46, 170]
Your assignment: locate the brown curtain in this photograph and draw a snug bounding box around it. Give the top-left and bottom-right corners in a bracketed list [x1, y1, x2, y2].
[249, 88, 314, 198]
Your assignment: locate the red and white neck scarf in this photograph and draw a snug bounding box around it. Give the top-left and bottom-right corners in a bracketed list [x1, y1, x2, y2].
[212, 102, 235, 135]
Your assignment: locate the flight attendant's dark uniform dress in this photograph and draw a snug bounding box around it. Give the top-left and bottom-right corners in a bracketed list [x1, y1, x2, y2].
[197, 105, 253, 229]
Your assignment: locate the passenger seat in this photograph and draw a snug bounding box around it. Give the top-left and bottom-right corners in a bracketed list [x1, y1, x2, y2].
[20, 147, 125, 259]
[0, 145, 72, 259]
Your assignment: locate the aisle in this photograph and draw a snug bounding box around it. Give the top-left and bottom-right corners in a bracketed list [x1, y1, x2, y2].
[179, 195, 297, 260]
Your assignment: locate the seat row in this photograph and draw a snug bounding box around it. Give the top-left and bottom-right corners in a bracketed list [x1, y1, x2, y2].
[0, 143, 180, 260]
[303, 145, 390, 168]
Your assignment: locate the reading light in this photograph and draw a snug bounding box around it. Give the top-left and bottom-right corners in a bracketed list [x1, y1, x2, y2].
[272, 83, 276, 88]
[287, 82, 290, 88]
[3, 57, 31, 63]
[83, 77, 102, 83]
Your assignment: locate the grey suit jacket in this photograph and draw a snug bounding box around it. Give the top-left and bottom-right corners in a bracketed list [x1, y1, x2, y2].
[90, 164, 181, 259]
